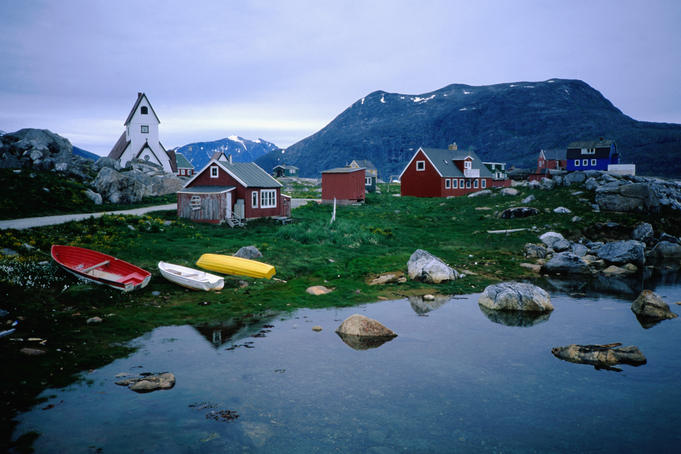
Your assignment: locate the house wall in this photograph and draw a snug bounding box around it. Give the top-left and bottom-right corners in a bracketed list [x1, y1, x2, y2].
[177, 192, 227, 224]
[566, 145, 616, 172]
[400, 150, 443, 197]
[322, 170, 366, 201]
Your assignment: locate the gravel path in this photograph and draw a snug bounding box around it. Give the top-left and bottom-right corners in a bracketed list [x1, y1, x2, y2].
[0, 204, 177, 230]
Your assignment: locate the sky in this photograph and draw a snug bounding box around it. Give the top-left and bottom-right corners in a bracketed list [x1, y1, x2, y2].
[1, 0, 680, 156]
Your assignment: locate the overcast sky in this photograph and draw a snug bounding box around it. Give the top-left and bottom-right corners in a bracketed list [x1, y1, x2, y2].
[1, 0, 680, 155]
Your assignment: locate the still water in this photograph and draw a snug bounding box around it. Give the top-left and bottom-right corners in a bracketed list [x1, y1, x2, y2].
[14, 283, 681, 453]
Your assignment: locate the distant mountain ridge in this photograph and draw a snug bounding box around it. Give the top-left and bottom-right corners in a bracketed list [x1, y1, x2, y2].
[255, 79, 681, 178]
[175, 136, 278, 170]
[72, 146, 100, 161]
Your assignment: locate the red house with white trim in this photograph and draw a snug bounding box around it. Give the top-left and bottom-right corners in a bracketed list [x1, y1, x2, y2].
[529, 149, 567, 181]
[178, 152, 290, 224]
[321, 167, 366, 204]
[399, 144, 511, 197]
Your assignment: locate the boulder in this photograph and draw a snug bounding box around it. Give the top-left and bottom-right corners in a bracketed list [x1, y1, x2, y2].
[632, 222, 654, 244]
[524, 243, 547, 259]
[478, 282, 553, 312]
[551, 239, 571, 252]
[407, 249, 462, 283]
[595, 182, 660, 213]
[500, 188, 519, 196]
[646, 241, 681, 262]
[521, 194, 536, 204]
[468, 189, 492, 198]
[116, 372, 176, 393]
[541, 252, 592, 275]
[596, 240, 645, 266]
[601, 265, 634, 277]
[369, 272, 405, 285]
[306, 285, 333, 295]
[84, 189, 103, 205]
[553, 206, 572, 214]
[540, 178, 556, 190]
[94, 156, 122, 171]
[631, 290, 678, 322]
[500, 206, 539, 219]
[539, 232, 565, 248]
[234, 245, 263, 259]
[551, 343, 646, 369]
[92, 167, 146, 204]
[563, 171, 587, 186]
[335, 314, 397, 338]
[570, 243, 589, 257]
[584, 177, 599, 192]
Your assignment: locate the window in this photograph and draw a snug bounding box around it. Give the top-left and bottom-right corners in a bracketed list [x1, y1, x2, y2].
[252, 191, 258, 208]
[365, 177, 372, 186]
[464, 160, 472, 169]
[582, 159, 588, 166]
[459, 178, 464, 188]
[473, 179, 479, 188]
[260, 189, 277, 208]
[141, 106, 148, 115]
[210, 165, 219, 178]
[575, 160, 580, 167]
[190, 195, 201, 211]
[466, 179, 471, 189]
[591, 159, 597, 166]
[416, 160, 425, 171]
[481, 179, 487, 188]
[141, 125, 149, 133]
[452, 179, 458, 189]
[445, 178, 451, 189]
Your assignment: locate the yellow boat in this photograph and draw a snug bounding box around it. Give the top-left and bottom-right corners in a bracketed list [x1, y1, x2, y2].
[196, 253, 276, 279]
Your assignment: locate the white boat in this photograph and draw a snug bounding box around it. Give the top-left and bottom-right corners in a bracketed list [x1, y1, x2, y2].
[158, 261, 224, 291]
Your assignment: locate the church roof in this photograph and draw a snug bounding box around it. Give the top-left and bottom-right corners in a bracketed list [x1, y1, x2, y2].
[107, 132, 130, 160]
[124, 92, 161, 126]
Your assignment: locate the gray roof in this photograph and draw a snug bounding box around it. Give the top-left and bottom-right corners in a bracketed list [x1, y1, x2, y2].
[351, 160, 377, 171]
[322, 167, 365, 174]
[107, 132, 130, 160]
[175, 152, 193, 169]
[178, 186, 235, 194]
[273, 164, 298, 170]
[567, 139, 615, 149]
[420, 148, 494, 178]
[541, 149, 567, 160]
[223, 161, 282, 188]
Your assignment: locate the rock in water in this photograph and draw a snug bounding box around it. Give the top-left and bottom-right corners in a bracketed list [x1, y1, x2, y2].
[631, 290, 678, 324]
[115, 372, 176, 393]
[407, 249, 462, 283]
[335, 314, 396, 337]
[478, 282, 553, 312]
[551, 343, 646, 370]
[541, 252, 592, 275]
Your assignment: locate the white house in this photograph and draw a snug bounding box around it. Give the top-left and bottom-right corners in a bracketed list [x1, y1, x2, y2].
[108, 92, 176, 173]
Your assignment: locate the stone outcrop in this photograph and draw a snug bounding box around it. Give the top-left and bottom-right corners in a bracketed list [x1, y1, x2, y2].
[632, 222, 654, 244]
[92, 166, 184, 203]
[594, 183, 660, 213]
[631, 290, 678, 324]
[407, 249, 462, 284]
[646, 241, 681, 262]
[478, 282, 553, 312]
[551, 343, 646, 369]
[524, 243, 547, 259]
[596, 240, 645, 266]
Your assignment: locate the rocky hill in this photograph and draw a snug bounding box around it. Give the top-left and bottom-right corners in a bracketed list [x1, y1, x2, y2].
[256, 79, 681, 178]
[176, 136, 278, 170]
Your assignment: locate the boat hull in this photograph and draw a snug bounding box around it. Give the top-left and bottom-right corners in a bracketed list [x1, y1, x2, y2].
[196, 253, 276, 279]
[51, 245, 151, 291]
[158, 261, 224, 291]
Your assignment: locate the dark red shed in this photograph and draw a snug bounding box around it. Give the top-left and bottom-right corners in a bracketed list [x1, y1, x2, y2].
[321, 167, 366, 204]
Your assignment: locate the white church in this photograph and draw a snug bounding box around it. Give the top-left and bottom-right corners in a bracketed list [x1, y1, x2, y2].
[108, 92, 177, 173]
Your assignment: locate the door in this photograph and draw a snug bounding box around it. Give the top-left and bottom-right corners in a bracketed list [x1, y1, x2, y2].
[225, 192, 232, 219]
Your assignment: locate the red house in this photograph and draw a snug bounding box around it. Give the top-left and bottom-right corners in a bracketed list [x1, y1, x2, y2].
[529, 149, 567, 181]
[399, 144, 511, 197]
[178, 152, 290, 225]
[321, 167, 366, 204]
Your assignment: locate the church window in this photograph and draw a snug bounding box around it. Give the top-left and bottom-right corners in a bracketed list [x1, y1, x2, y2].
[141, 106, 148, 114]
[141, 125, 149, 133]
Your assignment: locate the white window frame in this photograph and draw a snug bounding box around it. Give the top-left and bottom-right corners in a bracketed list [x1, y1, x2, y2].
[445, 178, 451, 189]
[464, 160, 472, 169]
[252, 191, 258, 208]
[260, 189, 277, 208]
[210, 165, 219, 178]
[141, 125, 149, 134]
[466, 179, 471, 189]
[416, 160, 425, 171]
[574, 160, 580, 167]
[481, 179, 487, 188]
[459, 178, 464, 188]
[591, 159, 597, 166]
[452, 179, 458, 189]
[473, 179, 479, 188]
[365, 177, 372, 186]
[190, 195, 201, 211]
[582, 159, 588, 166]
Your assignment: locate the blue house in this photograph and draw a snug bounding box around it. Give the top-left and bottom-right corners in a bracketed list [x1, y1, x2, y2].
[566, 139, 619, 172]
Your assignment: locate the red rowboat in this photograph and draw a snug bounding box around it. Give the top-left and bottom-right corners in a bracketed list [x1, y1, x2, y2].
[51, 245, 151, 291]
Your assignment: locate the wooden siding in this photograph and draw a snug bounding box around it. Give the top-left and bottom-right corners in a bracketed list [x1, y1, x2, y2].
[177, 192, 227, 224]
[322, 169, 366, 202]
[400, 150, 443, 197]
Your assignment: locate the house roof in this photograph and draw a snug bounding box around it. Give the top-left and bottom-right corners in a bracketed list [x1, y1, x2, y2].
[273, 164, 298, 170]
[350, 160, 376, 171]
[540, 149, 567, 160]
[184, 158, 283, 189]
[567, 139, 615, 149]
[107, 132, 130, 160]
[322, 167, 365, 174]
[163, 145, 177, 173]
[178, 186, 235, 194]
[418, 147, 494, 179]
[175, 152, 194, 169]
[124, 92, 161, 125]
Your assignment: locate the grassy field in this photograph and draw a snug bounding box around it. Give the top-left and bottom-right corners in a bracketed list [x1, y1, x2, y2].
[1, 183, 677, 451]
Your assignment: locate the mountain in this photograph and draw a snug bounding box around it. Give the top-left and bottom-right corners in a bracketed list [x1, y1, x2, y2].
[72, 145, 100, 161]
[256, 79, 681, 178]
[175, 136, 278, 170]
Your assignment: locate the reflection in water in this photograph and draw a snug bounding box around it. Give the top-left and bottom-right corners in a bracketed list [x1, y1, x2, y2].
[408, 295, 450, 315]
[193, 315, 276, 348]
[478, 305, 551, 327]
[635, 314, 665, 330]
[336, 332, 396, 350]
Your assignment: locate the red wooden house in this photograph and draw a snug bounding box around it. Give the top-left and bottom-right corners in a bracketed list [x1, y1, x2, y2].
[399, 144, 510, 197]
[529, 149, 567, 181]
[178, 152, 290, 224]
[321, 167, 366, 204]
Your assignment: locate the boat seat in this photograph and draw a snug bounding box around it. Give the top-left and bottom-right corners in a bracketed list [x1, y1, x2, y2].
[118, 272, 145, 283]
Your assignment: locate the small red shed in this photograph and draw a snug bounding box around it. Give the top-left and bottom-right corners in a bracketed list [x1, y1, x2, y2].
[321, 167, 366, 204]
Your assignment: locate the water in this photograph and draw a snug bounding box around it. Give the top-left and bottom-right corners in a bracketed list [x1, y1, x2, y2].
[13, 283, 681, 453]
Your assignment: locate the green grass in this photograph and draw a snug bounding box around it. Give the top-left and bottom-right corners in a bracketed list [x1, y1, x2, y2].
[0, 168, 176, 219]
[1, 183, 678, 451]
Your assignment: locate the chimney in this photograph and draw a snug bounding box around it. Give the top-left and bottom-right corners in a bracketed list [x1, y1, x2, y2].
[228, 154, 233, 164]
[138, 92, 142, 97]
[448, 142, 458, 151]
